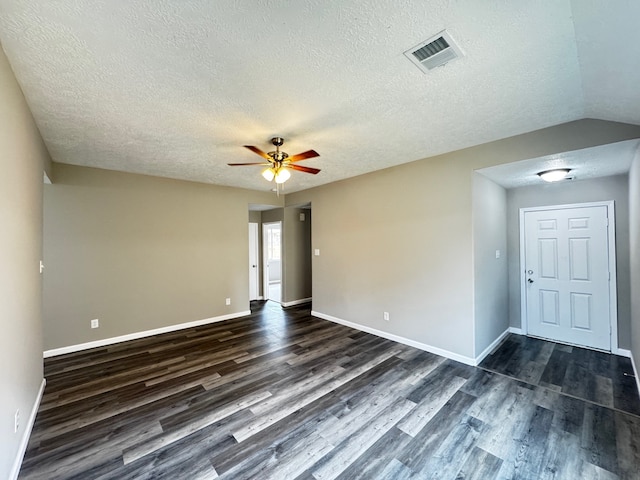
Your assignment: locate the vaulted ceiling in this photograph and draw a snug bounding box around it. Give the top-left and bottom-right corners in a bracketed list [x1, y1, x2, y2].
[0, 1, 639, 193]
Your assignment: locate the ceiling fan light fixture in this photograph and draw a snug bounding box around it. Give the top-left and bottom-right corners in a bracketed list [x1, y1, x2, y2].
[538, 169, 571, 182]
[262, 168, 275, 182]
[274, 168, 291, 184]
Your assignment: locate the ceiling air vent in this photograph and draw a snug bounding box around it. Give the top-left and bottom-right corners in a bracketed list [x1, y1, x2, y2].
[404, 30, 463, 73]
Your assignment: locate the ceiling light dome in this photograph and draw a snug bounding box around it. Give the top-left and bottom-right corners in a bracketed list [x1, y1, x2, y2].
[274, 168, 291, 184]
[538, 169, 571, 182]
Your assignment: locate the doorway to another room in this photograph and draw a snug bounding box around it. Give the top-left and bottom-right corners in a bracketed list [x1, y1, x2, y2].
[248, 222, 260, 301]
[263, 221, 282, 304]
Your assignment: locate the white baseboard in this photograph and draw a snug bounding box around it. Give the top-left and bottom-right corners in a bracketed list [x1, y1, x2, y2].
[282, 297, 312, 307]
[630, 352, 640, 399]
[10, 378, 46, 480]
[311, 310, 477, 366]
[508, 327, 525, 335]
[475, 328, 510, 365]
[615, 348, 632, 358]
[43, 311, 251, 358]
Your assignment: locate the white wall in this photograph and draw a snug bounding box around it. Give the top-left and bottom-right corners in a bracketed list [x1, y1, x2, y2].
[0, 45, 48, 479]
[630, 149, 640, 371]
[473, 173, 508, 357]
[506, 175, 631, 348]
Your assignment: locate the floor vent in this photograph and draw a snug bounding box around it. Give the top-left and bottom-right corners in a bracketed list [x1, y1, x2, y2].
[404, 30, 463, 73]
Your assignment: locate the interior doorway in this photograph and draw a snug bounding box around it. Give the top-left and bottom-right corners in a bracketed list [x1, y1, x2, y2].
[263, 221, 282, 303]
[248, 222, 259, 301]
[520, 201, 617, 351]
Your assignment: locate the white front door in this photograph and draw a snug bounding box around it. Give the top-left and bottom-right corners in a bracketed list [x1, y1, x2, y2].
[249, 223, 259, 301]
[522, 204, 613, 351]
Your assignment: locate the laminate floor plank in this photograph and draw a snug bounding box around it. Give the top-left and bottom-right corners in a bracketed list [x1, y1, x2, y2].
[19, 303, 640, 479]
[480, 334, 640, 417]
[454, 446, 502, 480]
[333, 427, 414, 480]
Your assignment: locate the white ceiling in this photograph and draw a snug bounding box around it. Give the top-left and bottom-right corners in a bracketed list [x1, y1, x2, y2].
[477, 139, 640, 189]
[0, 0, 639, 193]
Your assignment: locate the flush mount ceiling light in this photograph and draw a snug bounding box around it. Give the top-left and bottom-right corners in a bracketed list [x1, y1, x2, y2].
[538, 169, 571, 182]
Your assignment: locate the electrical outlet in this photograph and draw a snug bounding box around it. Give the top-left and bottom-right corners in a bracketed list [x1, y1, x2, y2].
[91, 319, 99, 329]
[225, 298, 231, 306]
[383, 312, 390, 321]
[14, 409, 19, 433]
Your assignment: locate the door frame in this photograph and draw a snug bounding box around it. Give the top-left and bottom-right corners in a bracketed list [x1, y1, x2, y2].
[519, 201, 618, 352]
[248, 222, 260, 301]
[262, 221, 282, 303]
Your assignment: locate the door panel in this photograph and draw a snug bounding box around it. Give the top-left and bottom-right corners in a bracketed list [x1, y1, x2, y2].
[524, 205, 610, 351]
[249, 223, 259, 301]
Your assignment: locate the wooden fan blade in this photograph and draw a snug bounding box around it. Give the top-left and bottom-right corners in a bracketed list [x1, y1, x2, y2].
[288, 164, 321, 174]
[227, 162, 270, 166]
[244, 145, 272, 160]
[288, 149, 320, 163]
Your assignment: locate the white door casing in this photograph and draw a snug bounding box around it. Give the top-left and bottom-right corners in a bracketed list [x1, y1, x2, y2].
[262, 221, 282, 303]
[520, 202, 617, 352]
[249, 223, 259, 301]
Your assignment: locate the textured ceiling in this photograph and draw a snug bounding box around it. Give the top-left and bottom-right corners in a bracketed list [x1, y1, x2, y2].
[0, 0, 639, 193]
[477, 139, 640, 189]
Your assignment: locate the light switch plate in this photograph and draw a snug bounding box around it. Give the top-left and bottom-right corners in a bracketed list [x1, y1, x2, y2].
[314, 249, 320, 256]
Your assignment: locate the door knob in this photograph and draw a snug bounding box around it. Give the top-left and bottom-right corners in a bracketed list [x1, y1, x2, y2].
[527, 278, 534, 284]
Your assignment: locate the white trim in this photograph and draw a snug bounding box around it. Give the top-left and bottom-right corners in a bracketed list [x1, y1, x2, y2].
[249, 222, 260, 301]
[43, 311, 251, 358]
[10, 378, 46, 480]
[509, 327, 525, 335]
[519, 201, 618, 352]
[615, 348, 632, 358]
[475, 328, 510, 365]
[263, 221, 282, 303]
[282, 297, 312, 307]
[311, 311, 477, 366]
[630, 352, 640, 399]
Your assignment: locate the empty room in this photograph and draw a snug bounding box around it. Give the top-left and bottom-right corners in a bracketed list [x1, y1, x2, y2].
[2, 1, 640, 479]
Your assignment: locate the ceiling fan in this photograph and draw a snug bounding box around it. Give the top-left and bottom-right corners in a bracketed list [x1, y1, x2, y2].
[228, 137, 320, 186]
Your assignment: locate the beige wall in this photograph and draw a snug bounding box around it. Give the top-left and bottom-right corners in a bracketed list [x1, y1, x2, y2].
[473, 173, 508, 357]
[248, 210, 262, 223]
[283, 207, 312, 303]
[262, 208, 283, 224]
[286, 119, 640, 360]
[43, 164, 279, 350]
[506, 175, 631, 349]
[0, 45, 48, 478]
[630, 149, 640, 371]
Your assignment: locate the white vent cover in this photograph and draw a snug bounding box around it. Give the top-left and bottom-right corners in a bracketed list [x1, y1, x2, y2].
[404, 31, 463, 73]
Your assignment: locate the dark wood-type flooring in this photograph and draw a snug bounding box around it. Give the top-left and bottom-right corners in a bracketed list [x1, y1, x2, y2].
[19, 302, 640, 479]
